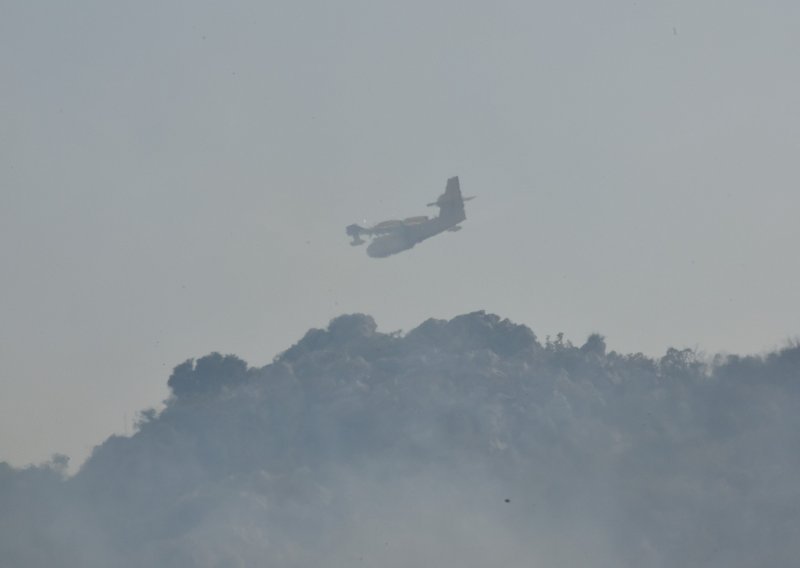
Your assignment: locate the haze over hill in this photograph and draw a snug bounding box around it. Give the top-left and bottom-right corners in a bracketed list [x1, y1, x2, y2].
[2, 312, 799, 567]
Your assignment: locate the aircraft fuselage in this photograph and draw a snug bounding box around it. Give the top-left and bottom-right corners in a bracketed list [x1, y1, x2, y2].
[347, 176, 471, 258]
[366, 210, 464, 258]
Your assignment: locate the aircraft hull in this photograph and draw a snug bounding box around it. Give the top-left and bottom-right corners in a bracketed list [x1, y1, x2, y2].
[367, 234, 414, 258]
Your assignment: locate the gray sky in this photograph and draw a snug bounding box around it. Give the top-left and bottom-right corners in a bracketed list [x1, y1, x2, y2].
[2, 0, 799, 468]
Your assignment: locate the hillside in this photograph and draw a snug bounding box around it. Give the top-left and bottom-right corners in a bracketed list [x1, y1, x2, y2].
[2, 312, 799, 567]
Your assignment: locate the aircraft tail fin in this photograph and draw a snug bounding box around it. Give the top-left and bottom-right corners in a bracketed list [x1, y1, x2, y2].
[429, 176, 467, 223]
[427, 176, 462, 206]
[444, 176, 461, 199]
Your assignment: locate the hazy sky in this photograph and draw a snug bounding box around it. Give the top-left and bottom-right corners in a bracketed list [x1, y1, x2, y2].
[2, 0, 799, 468]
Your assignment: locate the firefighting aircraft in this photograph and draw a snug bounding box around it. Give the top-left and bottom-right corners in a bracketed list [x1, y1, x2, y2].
[346, 176, 474, 258]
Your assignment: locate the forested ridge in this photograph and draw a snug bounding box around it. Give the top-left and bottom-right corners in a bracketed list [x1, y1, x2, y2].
[3, 312, 798, 567]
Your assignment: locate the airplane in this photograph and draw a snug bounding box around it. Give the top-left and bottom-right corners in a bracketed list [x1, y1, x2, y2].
[346, 176, 474, 258]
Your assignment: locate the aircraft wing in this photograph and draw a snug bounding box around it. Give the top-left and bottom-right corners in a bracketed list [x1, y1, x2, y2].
[346, 219, 407, 245]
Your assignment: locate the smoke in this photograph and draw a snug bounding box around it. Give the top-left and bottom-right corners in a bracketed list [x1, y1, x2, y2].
[2, 312, 799, 566]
